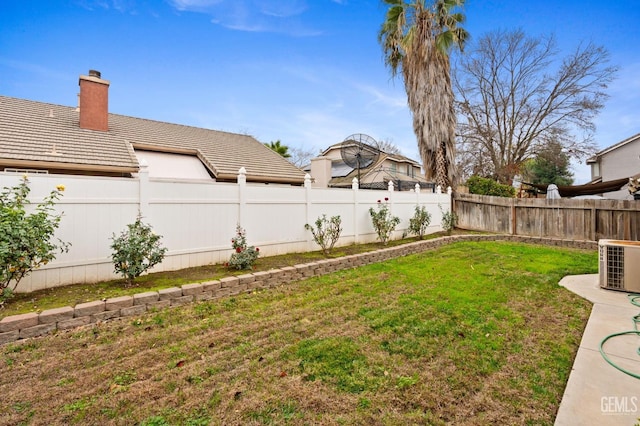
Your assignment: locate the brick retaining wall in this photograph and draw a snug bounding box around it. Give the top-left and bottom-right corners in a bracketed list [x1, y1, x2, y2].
[0, 235, 597, 345]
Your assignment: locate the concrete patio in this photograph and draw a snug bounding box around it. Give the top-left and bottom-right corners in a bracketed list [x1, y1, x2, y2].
[556, 274, 640, 426]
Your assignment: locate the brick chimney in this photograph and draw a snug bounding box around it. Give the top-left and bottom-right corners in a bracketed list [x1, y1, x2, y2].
[78, 70, 109, 131]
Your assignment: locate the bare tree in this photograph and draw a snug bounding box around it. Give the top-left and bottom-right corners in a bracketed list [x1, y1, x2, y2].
[377, 137, 402, 155]
[453, 29, 618, 184]
[288, 146, 318, 169]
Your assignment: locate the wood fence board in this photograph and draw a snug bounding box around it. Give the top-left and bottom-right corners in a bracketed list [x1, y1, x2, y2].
[454, 193, 640, 241]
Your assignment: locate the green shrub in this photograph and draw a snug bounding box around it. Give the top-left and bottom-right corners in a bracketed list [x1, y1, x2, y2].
[407, 205, 432, 240]
[110, 216, 167, 286]
[0, 177, 70, 301]
[305, 215, 342, 256]
[369, 198, 400, 245]
[440, 205, 458, 235]
[228, 225, 259, 270]
[466, 176, 516, 197]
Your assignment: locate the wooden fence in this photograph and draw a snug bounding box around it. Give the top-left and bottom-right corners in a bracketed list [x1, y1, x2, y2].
[454, 193, 640, 241]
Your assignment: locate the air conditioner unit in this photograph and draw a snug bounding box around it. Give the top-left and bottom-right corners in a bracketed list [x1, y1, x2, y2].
[599, 239, 640, 292]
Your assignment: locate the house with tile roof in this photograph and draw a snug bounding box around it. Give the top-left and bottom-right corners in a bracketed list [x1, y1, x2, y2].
[308, 141, 432, 191]
[586, 133, 640, 199]
[0, 70, 306, 185]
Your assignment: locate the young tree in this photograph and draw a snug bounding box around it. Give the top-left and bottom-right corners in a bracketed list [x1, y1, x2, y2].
[454, 29, 617, 184]
[264, 140, 291, 159]
[379, 0, 469, 189]
[521, 140, 574, 187]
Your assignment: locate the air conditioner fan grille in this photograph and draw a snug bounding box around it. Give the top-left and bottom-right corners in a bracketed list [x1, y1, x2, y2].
[605, 245, 625, 290]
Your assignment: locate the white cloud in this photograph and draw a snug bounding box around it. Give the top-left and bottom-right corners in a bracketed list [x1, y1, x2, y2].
[354, 82, 407, 110]
[169, 0, 223, 11]
[256, 0, 307, 18]
[168, 0, 321, 35]
[0, 58, 69, 81]
[75, 0, 140, 13]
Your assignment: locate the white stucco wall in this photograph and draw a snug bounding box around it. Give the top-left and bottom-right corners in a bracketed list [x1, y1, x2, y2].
[134, 150, 212, 180]
[595, 137, 640, 199]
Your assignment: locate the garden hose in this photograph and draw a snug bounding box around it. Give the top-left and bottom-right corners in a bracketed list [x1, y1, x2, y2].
[598, 293, 640, 379]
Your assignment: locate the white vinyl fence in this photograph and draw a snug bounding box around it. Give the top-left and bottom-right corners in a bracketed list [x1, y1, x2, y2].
[1, 167, 451, 293]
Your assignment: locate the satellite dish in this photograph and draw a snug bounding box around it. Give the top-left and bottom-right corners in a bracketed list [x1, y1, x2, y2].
[340, 133, 380, 188]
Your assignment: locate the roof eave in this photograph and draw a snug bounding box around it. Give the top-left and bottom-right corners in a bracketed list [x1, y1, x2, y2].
[592, 132, 640, 159]
[0, 158, 139, 174]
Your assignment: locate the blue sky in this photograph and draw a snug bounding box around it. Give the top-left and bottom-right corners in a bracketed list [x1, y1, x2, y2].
[1, 0, 639, 183]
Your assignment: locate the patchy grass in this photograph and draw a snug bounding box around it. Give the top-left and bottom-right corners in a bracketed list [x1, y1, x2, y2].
[0, 232, 474, 317]
[0, 241, 596, 425]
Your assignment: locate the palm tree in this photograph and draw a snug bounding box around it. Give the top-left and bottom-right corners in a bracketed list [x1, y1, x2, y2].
[264, 140, 291, 159]
[379, 0, 468, 189]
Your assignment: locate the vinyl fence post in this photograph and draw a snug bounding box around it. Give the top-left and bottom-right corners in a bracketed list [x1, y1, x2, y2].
[304, 174, 313, 249]
[353, 177, 359, 244]
[238, 167, 247, 226]
[138, 159, 149, 218]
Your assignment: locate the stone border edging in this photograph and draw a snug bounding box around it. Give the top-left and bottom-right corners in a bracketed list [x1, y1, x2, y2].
[0, 234, 597, 345]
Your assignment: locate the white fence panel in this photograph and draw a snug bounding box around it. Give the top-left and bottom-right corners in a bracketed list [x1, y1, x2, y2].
[307, 188, 357, 246]
[1, 169, 451, 293]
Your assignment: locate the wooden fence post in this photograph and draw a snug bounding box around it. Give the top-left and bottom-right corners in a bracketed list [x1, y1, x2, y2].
[591, 204, 597, 241]
[511, 198, 517, 236]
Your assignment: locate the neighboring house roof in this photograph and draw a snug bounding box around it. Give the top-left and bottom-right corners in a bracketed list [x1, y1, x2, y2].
[318, 142, 430, 190]
[321, 142, 423, 168]
[328, 154, 430, 189]
[587, 132, 640, 164]
[0, 95, 306, 184]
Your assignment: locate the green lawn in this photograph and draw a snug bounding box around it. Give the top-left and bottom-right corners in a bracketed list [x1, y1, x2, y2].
[0, 241, 597, 425]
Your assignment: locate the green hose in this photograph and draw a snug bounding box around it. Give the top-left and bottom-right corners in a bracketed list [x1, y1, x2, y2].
[599, 331, 640, 379]
[598, 293, 640, 379]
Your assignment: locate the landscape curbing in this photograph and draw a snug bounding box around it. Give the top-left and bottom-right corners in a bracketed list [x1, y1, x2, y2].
[0, 234, 598, 345]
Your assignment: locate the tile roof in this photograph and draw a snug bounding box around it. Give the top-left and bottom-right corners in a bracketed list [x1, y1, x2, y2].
[328, 153, 429, 188]
[0, 96, 306, 184]
[322, 141, 422, 167]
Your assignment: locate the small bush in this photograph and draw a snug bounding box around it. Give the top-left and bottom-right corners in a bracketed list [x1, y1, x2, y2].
[305, 215, 342, 256]
[466, 176, 516, 197]
[228, 225, 259, 270]
[440, 205, 458, 235]
[369, 198, 400, 245]
[0, 176, 70, 301]
[110, 216, 167, 286]
[407, 206, 432, 240]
